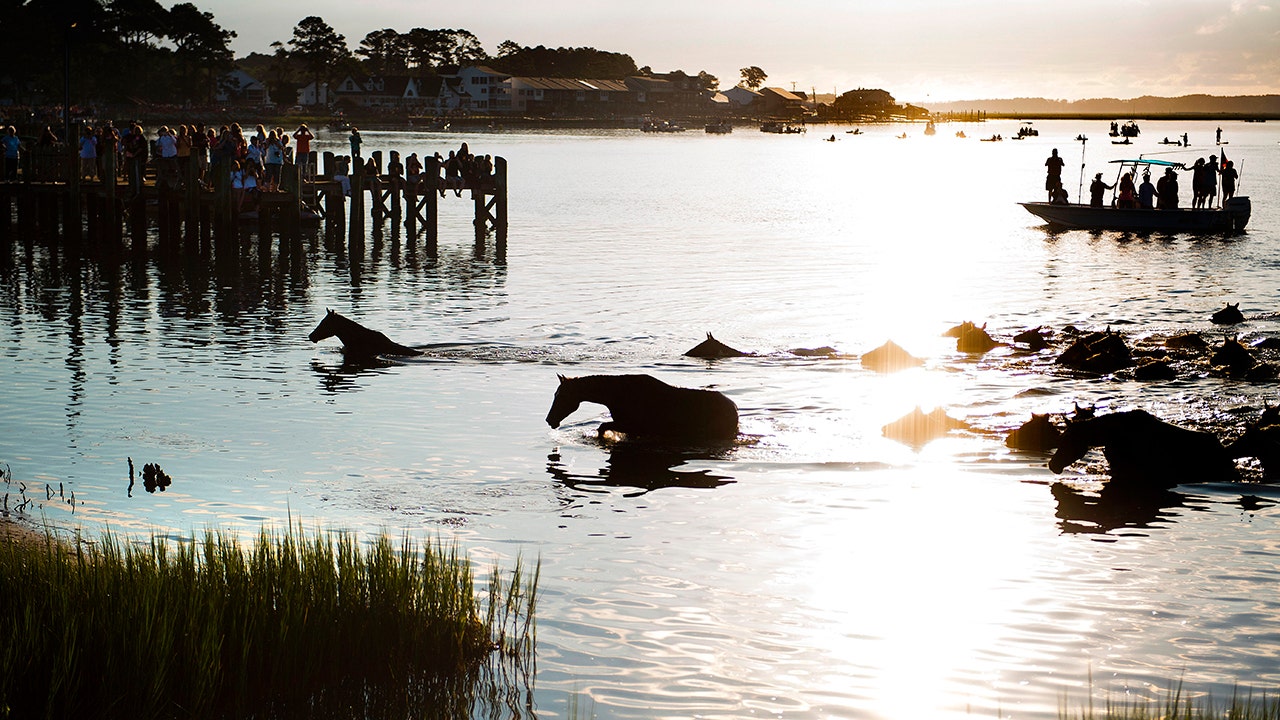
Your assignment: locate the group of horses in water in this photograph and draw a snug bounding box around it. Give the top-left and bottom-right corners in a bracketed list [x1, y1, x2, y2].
[310, 306, 1280, 494]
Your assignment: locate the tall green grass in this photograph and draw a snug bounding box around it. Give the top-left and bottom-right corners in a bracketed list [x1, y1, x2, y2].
[0, 522, 537, 719]
[1061, 678, 1280, 720]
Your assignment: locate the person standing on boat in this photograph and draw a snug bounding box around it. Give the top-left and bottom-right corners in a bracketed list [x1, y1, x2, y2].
[1221, 160, 1238, 201]
[1138, 171, 1157, 209]
[1089, 172, 1114, 207]
[1116, 171, 1137, 208]
[1187, 158, 1210, 209]
[1216, 127, 1222, 145]
[1156, 167, 1179, 209]
[1203, 155, 1219, 208]
[1044, 149, 1065, 201]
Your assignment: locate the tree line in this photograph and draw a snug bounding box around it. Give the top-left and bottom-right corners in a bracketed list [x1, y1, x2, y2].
[1, 1, 727, 111]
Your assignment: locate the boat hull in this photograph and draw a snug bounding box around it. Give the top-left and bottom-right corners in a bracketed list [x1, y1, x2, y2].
[1020, 197, 1250, 233]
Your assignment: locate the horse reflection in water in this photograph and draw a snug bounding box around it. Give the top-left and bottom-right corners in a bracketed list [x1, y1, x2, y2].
[546, 444, 734, 497]
[1048, 409, 1239, 489]
[546, 374, 739, 443]
[308, 309, 422, 359]
[1051, 482, 1189, 535]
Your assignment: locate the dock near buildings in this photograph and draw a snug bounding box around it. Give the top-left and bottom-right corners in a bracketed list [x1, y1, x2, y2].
[0, 147, 507, 253]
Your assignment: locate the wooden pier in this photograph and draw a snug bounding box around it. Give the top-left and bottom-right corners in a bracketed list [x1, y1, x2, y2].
[0, 147, 507, 253]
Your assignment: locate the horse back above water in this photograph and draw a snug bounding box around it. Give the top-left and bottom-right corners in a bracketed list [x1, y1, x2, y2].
[308, 309, 422, 358]
[546, 374, 739, 443]
[1048, 409, 1238, 488]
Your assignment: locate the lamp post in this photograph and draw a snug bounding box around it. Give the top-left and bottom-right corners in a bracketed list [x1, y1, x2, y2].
[64, 22, 76, 147]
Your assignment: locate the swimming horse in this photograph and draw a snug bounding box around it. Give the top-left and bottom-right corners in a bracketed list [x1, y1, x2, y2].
[1048, 409, 1239, 489]
[545, 374, 739, 442]
[308, 309, 422, 358]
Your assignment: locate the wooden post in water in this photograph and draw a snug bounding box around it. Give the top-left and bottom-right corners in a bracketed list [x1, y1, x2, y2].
[184, 156, 199, 242]
[404, 175, 417, 228]
[424, 155, 439, 251]
[350, 155, 364, 220]
[103, 149, 118, 240]
[369, 177, 384, 225]
[494, 156, 508, 250]
[65, 144, 82, 242]
[281, 162, 301, 237]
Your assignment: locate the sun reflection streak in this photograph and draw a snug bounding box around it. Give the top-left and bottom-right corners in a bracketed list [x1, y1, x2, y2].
[794, 466, 1059, 718]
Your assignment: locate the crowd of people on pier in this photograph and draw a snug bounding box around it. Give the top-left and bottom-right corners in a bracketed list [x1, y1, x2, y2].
[2, 119, 498, 213]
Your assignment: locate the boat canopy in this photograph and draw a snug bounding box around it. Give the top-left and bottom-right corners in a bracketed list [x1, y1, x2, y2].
[1108, 158, 1183, 167]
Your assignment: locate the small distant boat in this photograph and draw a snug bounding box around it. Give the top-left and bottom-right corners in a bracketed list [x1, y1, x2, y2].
[1015, 122, 1038, 139]
[642, 119, 685, 133]
[980, 134, 1003, 142]
[955, 131, 966, 139]
[923, 121, 936, 135]
[1112, 137, 1132, 145]
[760, 121, 805, 134]
[1021, 158, 1250, 233]
[1158, 137, 1183, 146]
[704, 121, 732, 134]
[846, 128, 863, 135]
[1109, 120, 1140, 138]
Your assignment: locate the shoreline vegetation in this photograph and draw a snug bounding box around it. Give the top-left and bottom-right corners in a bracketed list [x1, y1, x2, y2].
[1059, 680, 1280, 720]
[5, 515, 1280, 718]
[0, 515, 537, 719]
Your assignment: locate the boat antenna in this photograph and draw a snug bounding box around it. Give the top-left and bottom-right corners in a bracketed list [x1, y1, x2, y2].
[1077, 134, 1088, 203]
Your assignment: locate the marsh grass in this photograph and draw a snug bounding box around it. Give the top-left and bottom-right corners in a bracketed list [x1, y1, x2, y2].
[1061, 677, 1280, 720]
[0, 522, 537, 719]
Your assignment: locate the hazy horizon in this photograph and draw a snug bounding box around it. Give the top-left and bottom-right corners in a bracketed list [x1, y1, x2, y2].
[202, 0, 1279, 104]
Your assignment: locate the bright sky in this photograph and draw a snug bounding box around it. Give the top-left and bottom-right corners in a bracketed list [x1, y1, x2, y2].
[202, 0, 1279, 103]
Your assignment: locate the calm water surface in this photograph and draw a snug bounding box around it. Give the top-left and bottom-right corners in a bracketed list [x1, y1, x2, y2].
[3, 119, 1280, 718]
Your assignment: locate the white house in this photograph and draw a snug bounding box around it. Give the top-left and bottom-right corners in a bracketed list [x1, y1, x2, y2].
[722, 86, 761, 108]
[453, 66, 511, 112]
[296, 81, 331, 107]
[217, 70, 271, 106]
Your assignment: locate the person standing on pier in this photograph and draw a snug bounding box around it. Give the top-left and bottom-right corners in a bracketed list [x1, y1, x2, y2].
[155, 126, 178, 188]
[263, 130, 284, 191]
[123, 124, 148, 198]
[292, 124, 314, 174]
[2, 126, 21, 181]
[79, 125, 97, 181]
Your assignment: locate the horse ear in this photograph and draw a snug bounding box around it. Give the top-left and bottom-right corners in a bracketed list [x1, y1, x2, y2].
[557, 374, 567, 384]
[706, 332, 713, 340]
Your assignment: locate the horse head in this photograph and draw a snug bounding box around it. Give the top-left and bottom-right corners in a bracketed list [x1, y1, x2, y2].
[1048, 418, 1092, 473]
[1211, 302, 1244, 325]
[1211, 334, 1254, 372]
[1006, 413, 1061, 451]
[684, 332, 749, 359]
[545, 374, 583, 428]
[308, 309, 339, 343]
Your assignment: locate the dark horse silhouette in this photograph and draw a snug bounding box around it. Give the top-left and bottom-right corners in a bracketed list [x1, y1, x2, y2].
[308, 309, 422, 358]
[1048, 409, 1239, 488]
[545, 374, 739, 442]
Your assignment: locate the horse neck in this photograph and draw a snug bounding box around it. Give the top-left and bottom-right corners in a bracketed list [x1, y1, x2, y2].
[565, 375, 622, 407]
[326, 314, 364, 341]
